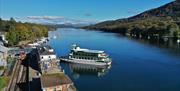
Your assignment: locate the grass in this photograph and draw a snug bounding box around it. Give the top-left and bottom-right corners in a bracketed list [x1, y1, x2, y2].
[0, 76, 9, 91]
[0, 66, 4, 70]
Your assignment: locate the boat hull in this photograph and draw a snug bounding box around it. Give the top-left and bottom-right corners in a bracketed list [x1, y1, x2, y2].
[60, 58, 111, 66]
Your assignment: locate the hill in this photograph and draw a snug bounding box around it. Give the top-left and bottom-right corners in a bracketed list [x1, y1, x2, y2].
[85, 0, 180, 39]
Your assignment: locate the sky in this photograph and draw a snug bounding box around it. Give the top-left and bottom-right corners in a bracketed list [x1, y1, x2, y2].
[0, 0, 174, 22]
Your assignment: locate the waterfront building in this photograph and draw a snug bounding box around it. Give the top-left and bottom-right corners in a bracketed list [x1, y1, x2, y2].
[40, 50, 57, 62]
[0, 45, 8, 75]
[38, 45, 60, 73]
[0, 45, 8, 66]
[37, 45, 76, 91]
[0, 32, 8, 44]
[40, 73, 75, 91]
[38, 45, 57, 62]
[0, 41, 3, 46]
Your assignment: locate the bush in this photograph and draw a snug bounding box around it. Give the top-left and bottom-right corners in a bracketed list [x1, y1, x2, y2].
[0, 66, 4, 70]
[0, 77, 9, 90]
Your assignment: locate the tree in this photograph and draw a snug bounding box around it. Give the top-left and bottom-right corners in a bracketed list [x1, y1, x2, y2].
[9, 17, 16, 26]
[6, 25, 19, 45]
[10, 17, 16, 23]
[167, 23, 179, 37]
[1, 18, 49, 46]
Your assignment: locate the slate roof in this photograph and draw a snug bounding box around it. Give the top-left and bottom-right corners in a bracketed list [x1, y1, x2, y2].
[40, 73, 72, 88]
[0, 45, 8, 53]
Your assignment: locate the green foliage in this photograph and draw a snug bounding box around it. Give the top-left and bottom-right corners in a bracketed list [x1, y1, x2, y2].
[86, 17, 180, 38]
[0, 77, 9, 91]
[0, 18, 49, 46]
[0, 66, 4, 70]
[85, 1, 180, 38]
[6, 25, 19, 45]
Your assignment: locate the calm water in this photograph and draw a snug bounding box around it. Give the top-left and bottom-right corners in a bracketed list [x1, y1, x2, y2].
[48, 28, 180, 91]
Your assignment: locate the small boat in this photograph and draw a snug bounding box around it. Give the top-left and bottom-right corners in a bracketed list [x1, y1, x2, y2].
[53, 35, 57, 39]
[177, 39, 180, 44]
[60, 44, 112, 66]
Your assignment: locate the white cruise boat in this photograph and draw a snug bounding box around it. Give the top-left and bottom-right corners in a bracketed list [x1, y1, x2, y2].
[60, 44, 112, 66]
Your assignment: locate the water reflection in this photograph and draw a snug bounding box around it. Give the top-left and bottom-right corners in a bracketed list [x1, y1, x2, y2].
[66, 63, 111, 79]
[125, 36, 180, 56]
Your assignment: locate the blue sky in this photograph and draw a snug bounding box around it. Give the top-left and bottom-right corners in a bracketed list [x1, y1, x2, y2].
[0, 0, 174, 21]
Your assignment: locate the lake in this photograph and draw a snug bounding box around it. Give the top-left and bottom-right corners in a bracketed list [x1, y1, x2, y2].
[48, 28, 180, 91]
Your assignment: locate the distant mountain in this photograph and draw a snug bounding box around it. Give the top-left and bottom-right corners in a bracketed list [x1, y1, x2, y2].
[90, 0, 180, 26]
[85, 0, 180, 38]
[16, 16, 98, 28]
[123, 0, 180, 21]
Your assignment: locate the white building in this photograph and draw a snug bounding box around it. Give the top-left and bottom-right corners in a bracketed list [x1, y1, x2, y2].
[0, 45, 8, 67]
[39, 45, 56, 61]
[0, 32, 8, 44]
[40, 51, 57, 61]
[38, 45, 60, 73]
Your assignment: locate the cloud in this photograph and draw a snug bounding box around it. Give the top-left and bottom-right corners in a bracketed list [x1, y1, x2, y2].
[27, 16, 65, 20]
[24, 15, 99, 25]
[14, 17, 21, 19]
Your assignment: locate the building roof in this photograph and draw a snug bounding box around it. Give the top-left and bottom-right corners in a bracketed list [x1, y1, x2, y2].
[40, 73, 72, 88]
[43, 45, 53, 50]
[0, 45, 8, 53]
[38, 45, 55, 55]
[0, 41, 3, 45]
[40, 50, 55, 55]
[0, 32, 5, 35]
[45, 66, 62, 74]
